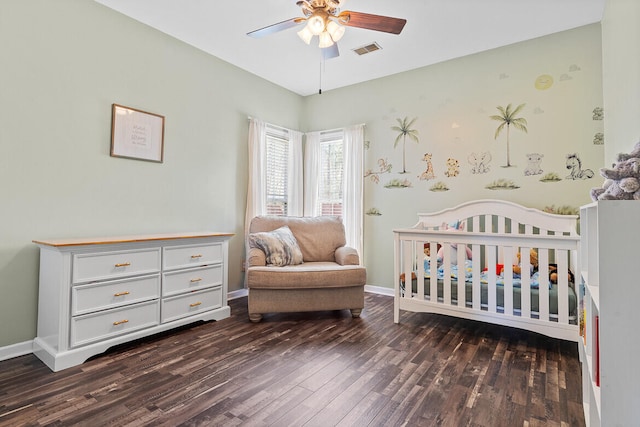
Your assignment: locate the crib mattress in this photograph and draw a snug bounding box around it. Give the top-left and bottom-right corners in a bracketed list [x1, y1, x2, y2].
[407, 277, 577, 321]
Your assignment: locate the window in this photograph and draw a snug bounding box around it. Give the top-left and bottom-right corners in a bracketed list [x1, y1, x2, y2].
[265, 126, 289, 216]
[317, 134, 343, 217]
[247, 119, 363, 260]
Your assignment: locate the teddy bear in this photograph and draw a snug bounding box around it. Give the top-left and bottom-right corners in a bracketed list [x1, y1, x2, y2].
[590, 150, 640, 201]
[513, 249, 538, 277]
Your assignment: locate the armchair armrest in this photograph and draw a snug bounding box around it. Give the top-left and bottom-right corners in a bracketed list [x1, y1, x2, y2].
[335, 246, 360, 265]
[247, 247, 267, 267]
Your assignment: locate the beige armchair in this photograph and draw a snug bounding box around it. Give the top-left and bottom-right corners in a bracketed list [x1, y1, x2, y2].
[246, 216, 366, 322]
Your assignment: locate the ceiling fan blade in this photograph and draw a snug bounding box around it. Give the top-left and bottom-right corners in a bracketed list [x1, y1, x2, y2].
[247, 18, 305, 38]
[321, 43, 340, 60]
[338, 11, 406, 35]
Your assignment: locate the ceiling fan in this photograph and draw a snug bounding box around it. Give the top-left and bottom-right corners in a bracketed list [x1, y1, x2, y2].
[247, 0, 407, 59]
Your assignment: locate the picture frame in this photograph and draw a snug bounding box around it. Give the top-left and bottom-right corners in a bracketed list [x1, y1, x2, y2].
[110, 104, 165, 163]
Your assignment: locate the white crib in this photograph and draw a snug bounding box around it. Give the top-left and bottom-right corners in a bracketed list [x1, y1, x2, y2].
[393, 199, 580, 342]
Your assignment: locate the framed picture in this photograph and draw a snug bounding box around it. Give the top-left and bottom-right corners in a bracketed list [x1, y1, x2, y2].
[110, 104, 165, 163]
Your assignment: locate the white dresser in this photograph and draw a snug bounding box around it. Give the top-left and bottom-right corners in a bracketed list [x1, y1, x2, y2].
[32, 232, 233, 372]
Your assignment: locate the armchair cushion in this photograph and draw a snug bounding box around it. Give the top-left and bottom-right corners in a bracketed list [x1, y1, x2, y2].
[249, 216, 346, 262]
[335, 246, 360, 265]
[248, 225, 303, 267]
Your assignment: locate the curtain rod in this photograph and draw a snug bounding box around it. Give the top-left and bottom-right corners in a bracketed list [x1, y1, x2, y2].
[247, 116, 301, 134]
[305, 123, 366, 135]
[248, 116, 365, 135]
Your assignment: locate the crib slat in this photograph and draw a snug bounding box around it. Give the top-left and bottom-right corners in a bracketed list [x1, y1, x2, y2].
[503, 246, 514, 315]
[429, 241, 438, 303]
[415, 240, 425, 301]
[457, 244, 466, 307]
[471, 244, 481, 310]
[520, 246, 532, 318]
[402, 240, 413, 301]
[556, 249, 570, 325]
[487, 246, 497, 313]
[472, 216, 480, 233]
[393, 233, 401, 323]
[538, 249, 550, 320]
[442, 243, 452, 305]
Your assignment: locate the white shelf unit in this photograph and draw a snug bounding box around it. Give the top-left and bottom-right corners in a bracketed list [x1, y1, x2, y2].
[33, 232, 233, 372]
[579, 201, 640, 426]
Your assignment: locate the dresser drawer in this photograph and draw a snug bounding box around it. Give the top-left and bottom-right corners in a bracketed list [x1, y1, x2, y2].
[163, 243, 223, 271]
[70, 300, 159, 348]
[162, 265, 222, 297]
[161, 287, 222, 323]
[73, 248, 161, 284]
[71, 274, 160, 316]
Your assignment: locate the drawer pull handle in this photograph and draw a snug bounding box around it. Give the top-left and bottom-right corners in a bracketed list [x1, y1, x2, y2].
[189, 302, 202, 308]
[113, 319, 129, 326]
[190, 278, 202, 283]
[115, 262, 131, 268]
[114, 291, 130, 297]
[191, 254, 203, 259]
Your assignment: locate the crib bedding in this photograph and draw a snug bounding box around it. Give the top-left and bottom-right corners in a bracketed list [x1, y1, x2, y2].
[403, 276, 577, 321]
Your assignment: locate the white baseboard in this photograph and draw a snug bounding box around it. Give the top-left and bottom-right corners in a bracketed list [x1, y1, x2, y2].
[0, 340, 34, 362]
[228, 288, 248, 300]
[365, 285, 394, 297]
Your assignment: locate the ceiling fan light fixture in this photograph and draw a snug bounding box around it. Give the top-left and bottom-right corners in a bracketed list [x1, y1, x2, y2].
[326, 20, 345, 42]
[307, 13, 326, 35]
[318, 31, 334, 48]
[297, 26, 313, 44]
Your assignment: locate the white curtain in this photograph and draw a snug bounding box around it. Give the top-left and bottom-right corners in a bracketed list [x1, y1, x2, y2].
[342, 124, 364, 261]
[303, 131, 321, 217]
[244, 117, 267, 237]
[288, 129, 304, 217]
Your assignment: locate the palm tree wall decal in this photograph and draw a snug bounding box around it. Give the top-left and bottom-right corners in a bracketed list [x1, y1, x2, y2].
[490, 103, 528, 167]
[392, 117, 419, 174]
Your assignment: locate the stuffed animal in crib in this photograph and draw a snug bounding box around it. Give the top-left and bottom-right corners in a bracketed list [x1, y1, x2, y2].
[436, 221, 471, 264]
[424, 243, 441, 257]
[513, 249, 539, 276]
[590, 142, 640, 201]
[549, 264, 575, 284]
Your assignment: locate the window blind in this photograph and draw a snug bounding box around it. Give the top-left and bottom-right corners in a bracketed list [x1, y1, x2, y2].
[317, 132, 344, 217]
[265, 127, 289, 216]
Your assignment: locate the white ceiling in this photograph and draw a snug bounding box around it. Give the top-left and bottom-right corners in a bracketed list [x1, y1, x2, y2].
[94, 0, 606, 96]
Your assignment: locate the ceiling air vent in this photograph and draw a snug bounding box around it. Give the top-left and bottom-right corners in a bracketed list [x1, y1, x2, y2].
[353, 42, 382, 56]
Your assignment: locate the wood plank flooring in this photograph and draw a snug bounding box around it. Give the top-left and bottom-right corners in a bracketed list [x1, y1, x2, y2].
[0, 293, 585, 426]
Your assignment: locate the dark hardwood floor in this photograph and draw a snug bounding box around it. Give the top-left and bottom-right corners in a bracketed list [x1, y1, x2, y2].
[0, 293, 585, 426]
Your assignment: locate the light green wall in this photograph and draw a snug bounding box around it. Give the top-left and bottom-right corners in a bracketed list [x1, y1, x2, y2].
[0, 0, 303, 347]
[0, 1, 610, 349]
[303, 24, 604, 289]
[602, 0, 640, 163]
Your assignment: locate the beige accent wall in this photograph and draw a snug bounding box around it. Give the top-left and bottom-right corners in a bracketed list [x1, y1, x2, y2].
[303, 24, 604, 290]
[0, 0, 303, 347]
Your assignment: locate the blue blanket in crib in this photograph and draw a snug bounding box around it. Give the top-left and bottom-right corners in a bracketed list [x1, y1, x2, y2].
[424, 258, 547, 289]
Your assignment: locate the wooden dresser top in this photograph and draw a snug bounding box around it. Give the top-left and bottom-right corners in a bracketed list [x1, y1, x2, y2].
[33, 232, 234, 247]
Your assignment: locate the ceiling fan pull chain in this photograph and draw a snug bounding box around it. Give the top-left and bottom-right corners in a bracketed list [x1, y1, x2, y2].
[319, 59, 323, 95]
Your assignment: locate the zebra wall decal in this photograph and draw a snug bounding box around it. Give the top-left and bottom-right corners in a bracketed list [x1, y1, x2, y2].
[565, 153, 594, 179]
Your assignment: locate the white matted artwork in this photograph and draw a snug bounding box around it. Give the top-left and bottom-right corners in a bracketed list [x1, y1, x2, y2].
[110, 104, 165, 163]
